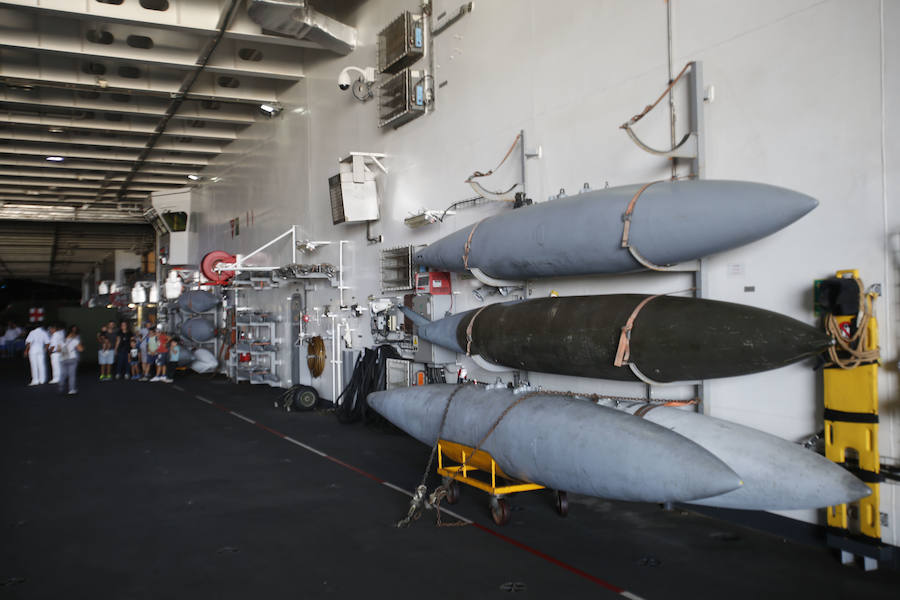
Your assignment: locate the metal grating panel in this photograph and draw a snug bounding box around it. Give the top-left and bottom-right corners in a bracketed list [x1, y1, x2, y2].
[328, 173, 345, 225]
[377, 12, 424, 75]
[377, 68, 426, 129]
[380, 245, 413, 292]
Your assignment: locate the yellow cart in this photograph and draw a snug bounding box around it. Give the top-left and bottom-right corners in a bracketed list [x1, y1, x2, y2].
[436, 439, 569, 525]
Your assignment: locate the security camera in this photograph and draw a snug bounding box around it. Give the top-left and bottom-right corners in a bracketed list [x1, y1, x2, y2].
[337, 70, 352, 90]
[338, 66, 376, 93]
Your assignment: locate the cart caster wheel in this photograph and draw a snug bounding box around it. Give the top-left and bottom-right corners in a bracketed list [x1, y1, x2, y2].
[555, 491, 569, 517]
[445, 481, 460, 505]
[490, 497, 511, 526]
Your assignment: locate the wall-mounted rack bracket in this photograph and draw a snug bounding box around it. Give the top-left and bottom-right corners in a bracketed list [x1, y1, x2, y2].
[341, 152, 388, 178]
[214, 226, 299, 275]
[620, 61, 705, 179]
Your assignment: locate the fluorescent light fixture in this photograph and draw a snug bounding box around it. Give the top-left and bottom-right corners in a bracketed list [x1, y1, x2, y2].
[46, 156, 64, 162]
[48, 127, 64, 134]
[210, 176, 221, 183]
[187, 174, 200, 181]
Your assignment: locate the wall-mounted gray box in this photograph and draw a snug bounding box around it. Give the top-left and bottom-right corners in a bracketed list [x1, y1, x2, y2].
[328, 156, 380, 224]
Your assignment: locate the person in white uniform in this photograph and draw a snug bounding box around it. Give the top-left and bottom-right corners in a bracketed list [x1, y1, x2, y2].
[25, 324, 50, 385]
[58, 325, 84, 395]
[48, 323, 65, 384]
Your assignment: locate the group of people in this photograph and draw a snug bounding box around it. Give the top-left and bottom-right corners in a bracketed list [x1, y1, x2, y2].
[20, 318, 184, 393]
[96, 320, 181, 383]
[23, 322, 84, 395]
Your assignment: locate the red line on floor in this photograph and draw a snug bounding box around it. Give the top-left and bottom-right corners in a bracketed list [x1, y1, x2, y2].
[188, 390, 634, 597]
[472, 522, 626, 594]
[325, 455, 385, 483]
[255, 422, 285, 438]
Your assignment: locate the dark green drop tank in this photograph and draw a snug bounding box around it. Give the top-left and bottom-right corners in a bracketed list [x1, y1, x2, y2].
[455, 295, 831, 382]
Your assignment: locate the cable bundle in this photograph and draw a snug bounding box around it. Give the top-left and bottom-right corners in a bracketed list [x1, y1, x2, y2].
[335, 345, 401, 424]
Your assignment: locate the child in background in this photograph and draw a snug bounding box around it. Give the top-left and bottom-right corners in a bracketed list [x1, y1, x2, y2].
[97, 334, 114, 381]
[151, 330, 169, 382]
[129, 338, 141, 380]
[165, 338, 180, 383]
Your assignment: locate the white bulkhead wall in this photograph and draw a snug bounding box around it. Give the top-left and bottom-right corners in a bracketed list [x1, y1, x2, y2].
[192, 0, 899, 541]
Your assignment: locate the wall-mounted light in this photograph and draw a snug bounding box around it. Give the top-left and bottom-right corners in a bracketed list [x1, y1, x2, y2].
[131, 282, 147, 304]
[46, 156, 64, 162]
[258, 103, 283, 117]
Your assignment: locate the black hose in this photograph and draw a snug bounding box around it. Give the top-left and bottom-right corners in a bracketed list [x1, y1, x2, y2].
[335, 345, 401, 424]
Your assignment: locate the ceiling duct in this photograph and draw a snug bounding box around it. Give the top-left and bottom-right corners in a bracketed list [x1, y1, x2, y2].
[247, 0, 357, 55]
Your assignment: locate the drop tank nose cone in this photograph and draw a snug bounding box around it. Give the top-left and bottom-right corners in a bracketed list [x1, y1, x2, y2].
[656, 439, 744, 502]
[834, 471, 874, 504]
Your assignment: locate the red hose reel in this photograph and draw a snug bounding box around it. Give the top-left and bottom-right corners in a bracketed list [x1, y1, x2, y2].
[201, 250, 237, 284]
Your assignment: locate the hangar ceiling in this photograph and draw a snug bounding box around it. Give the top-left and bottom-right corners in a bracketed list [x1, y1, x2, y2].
[0, 0, 355, 224]
[0, 220, 155, 284]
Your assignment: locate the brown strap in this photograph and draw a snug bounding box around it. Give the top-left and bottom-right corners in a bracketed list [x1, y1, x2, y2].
[462, 219, 484, 269]
[633, 403, 660, 418]
[620, 180, 664, 248]
[633, 399, 698, 418]
[613, 294, 661, 367]
[466, 133, 522, 181]
[464, 305, 490, 356]
[620, 62, 693, 129]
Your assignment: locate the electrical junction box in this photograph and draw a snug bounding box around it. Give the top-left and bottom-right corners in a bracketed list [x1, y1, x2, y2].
[416, 271, 451, 295]
[385, 358, 413, 389]
[412, 294, 455, 364]
[328, 155, 380, 224]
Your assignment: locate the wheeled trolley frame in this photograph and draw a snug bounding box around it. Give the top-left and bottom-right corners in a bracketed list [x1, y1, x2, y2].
[436, 439, 568, 525]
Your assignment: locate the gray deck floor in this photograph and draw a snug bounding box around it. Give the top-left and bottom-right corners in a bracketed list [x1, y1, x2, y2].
[2, 362, 898, 599]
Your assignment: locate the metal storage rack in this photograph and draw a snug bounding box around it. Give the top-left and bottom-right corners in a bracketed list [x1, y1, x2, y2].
[232, 311, 280, 385]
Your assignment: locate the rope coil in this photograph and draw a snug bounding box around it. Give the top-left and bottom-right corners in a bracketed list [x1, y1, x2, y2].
[824, 279, 880, 369]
